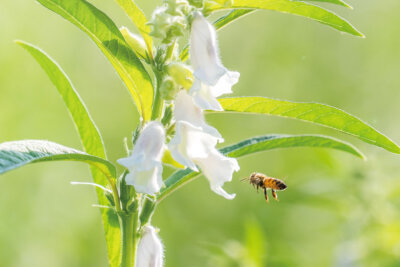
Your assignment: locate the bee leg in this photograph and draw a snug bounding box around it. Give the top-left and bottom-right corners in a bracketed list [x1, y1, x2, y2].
[272, 189, 279, 201]
[264, 188, 269, 203]
[257, 185, 259, 193]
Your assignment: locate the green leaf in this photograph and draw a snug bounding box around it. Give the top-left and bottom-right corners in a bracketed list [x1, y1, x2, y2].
[213, 9, 256, 30]
[180, 0, 355, 61]
[17, 41, 121, 267]
[114, 0, 154, 59]
[302, 0, 352, 8]
[220, 134, 364, 159]
[162, 149, 185, 169]
[218, 97, 400, 154]
[36, 0, 153, 121]
[158, 134, 363, 201]
[204, 0, 363, 37]
[0, 140, 115, 177]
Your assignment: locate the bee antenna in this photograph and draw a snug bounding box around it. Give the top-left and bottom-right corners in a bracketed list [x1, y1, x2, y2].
[240, 177, 249, 182]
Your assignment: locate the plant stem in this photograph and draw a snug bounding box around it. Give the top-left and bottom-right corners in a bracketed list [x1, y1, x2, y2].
[119, 211, 138, 267]
[151, 71, 164, 121]
[139, 198, 156, 225]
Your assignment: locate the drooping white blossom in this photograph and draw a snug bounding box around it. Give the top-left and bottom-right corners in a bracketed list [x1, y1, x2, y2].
[136, 226, 164, 267]
[168, 91, 239, 199]
[117, 121, 165, 195]
[169, 119, 239, 199]
[194, 149, 239, 200]
[174, 90, 222, 139]
[169, 120, 219, 171]
[189, 11, 239, 110]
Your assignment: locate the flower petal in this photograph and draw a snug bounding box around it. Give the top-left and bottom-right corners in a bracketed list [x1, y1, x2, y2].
[117, 121, 165, 195]
[174, 90, 222, 139]
[168, 121, 221, 172]
[190, 12, 226, 85]
[194, 149, 240, 200]
[190, 79, 223, 111]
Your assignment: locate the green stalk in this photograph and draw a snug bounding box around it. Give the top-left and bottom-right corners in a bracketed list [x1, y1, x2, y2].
[151, 71, 164, 121]
[119, 211, 139, 267]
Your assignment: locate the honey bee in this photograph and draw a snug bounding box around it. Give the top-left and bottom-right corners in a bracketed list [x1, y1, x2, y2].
[242, 172, 287, 202]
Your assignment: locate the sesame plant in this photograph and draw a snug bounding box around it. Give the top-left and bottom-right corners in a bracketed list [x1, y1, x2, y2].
[1, 0, 399, 266]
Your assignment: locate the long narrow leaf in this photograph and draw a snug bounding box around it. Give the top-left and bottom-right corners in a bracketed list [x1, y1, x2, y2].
[114, 0, 153, 58]
[37, 0, 153, 121]
[17, 41, 121, 267]
[204, 0, 363, 37]
[158, 134, 363, 201]
[214, 9, 256, 30]
[0, 140, 115, 177]
[303, 0, 352, 8]
[217, 97, 400, 154]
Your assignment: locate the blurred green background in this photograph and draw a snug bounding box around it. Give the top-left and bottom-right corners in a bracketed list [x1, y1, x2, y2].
[1, 0, 400, 266]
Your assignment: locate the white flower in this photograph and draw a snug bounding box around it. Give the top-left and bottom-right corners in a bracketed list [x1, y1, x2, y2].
[168, 94, 240, 199]
[117, 121, 165, 195]
[169, 121, 219, 171]
[136, 226, 164, 267]
[169, 121, 239, 199]
[174, 90, 222, 139]
[194, 149, 239, 200]
[190, 74, 239, 111]
[189, 11, 239, 110]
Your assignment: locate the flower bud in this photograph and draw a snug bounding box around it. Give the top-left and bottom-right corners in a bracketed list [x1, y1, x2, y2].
[149, 7, 188, 44]
[165, 0, 191, 16]
[188, 0, 204, 8]
[160, 77, 179, 100]
[136, 226, 164, 267]
[166, 62, 193, 90]
[120, 27, 148, 59]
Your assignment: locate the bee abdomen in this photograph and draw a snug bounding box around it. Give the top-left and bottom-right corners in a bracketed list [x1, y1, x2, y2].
[264, 178, 287, 190]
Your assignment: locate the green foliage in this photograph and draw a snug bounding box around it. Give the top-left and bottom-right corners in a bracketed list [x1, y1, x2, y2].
[220, 134, 364, 159]
[204, 0, 363, 37]
[304, 0, 351, 8]
[17, 41, 121, 267]
[0, 140, 115, 177]
[159, 134, 364, 201]
[213, 9, 256, 30]
[114, 0, 153, 59]
[36, 0, 154, 121]
[218, 97, 400, 154]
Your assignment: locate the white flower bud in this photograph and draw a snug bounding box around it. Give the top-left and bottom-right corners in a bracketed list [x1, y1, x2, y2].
[136, 226, 164, 267]
[117, 122, 165, 195]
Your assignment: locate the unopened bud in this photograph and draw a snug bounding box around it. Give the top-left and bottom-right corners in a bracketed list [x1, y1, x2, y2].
[160, 77, 179, 100]
[166, 62, 193, 89]
[120, 27, 147, 59]
[149, 6, 188, 44]
[188, 0, 204, 8]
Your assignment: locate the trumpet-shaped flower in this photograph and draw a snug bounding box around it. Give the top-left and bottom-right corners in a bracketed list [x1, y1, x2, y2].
[117, 121, 165, 195]
[174, 90, 222, 139]
[169, 120, 239, 199]
[189, 12, 239, 110]
[194, 148, 239, 200]
[136, 226, 164, 267]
